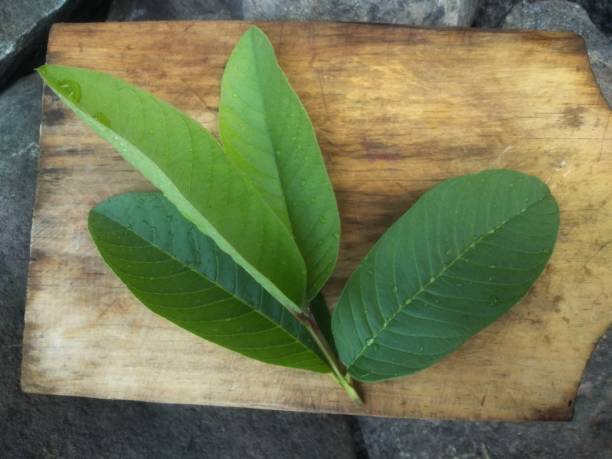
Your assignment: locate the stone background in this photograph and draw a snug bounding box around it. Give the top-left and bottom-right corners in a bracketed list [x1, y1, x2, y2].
[0, 1, 610, 457]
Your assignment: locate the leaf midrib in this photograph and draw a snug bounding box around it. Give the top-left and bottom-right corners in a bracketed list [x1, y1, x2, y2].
[248, 36, 337, 301]
[346, 193, 550, 371]
[246, 32, 297, 243]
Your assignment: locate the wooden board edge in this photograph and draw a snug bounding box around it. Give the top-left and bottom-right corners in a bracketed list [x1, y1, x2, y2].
[18, 376, 578, 422]
[44, 20, 611, 112]
[20, 83, 53, 399]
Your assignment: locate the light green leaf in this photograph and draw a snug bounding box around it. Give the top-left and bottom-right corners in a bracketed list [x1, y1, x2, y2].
[38, 64, 307, 313]
[332, 169, 559, 382]
[219, 26, 340, 300]
[89, 192, 330, 373]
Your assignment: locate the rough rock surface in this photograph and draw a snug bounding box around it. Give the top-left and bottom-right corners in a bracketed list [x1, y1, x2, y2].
[107, 0, 236, 21]
[0, 74, 356, 458]
[360, 330, 612, 458]
[240, 0, 481, 26]
[571, 0, 612, 35]
[475, 1, 612, 33]
[503, 0, 612, 107]
[0, 0, 94, 90]
[109, 0, 482, 26]
[473, 0, 521, 28]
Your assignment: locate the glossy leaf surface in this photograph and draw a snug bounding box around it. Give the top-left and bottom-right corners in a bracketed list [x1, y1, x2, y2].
[89, 192, 329, 373]
[219, 26, 340, 300]
[38, 64, 307, 313]
[332, 170, 559, 382]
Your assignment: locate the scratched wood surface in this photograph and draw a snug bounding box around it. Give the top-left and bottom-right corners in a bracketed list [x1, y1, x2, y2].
[21, 21, 612, 420]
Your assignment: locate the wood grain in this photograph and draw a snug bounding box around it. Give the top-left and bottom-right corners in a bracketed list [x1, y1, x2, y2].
[21, 21, 612, 420]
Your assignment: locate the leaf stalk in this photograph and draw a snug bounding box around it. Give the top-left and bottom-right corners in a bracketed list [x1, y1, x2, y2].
[298, 313, 363, 405]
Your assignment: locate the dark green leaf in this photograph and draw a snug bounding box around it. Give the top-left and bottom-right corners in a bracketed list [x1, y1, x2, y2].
[37, 64, 307, 314]
[89, 192, 329, 373]
[219, 26, 340, 300]
[310, 294, 335, 354]
[332, 169, 559, 382]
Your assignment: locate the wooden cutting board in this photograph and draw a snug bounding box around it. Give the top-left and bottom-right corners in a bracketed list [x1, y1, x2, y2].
[22, 21, 612, 421]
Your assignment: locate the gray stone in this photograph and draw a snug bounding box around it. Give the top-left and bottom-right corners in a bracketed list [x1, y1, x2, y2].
[473, 0, 521, 28]
[473, 1, 612, 33]
[107, 0, 237, 21]
[0, 74, 357, 457]
[109, 0, 484, 26]
[0, 1, 78, 90]
[502, 0, 612, 107]
[359, 329, 612, 458]
[571, 0, 612, 35]
[240, 0, 482, 27]
[0, 74, 41, 348]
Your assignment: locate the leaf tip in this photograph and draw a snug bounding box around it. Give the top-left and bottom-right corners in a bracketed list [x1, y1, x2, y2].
[36, 64, 50, 80]
[242, 25, 271, 48]
[245, 24, 265, 35]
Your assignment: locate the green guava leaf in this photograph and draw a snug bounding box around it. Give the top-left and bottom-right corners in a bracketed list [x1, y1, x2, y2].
[332, 169, 559, 382]
[310, 294, 336, 354]
[219, 26, 340, 300]
[37, 64, 307, 314]
[89, 192, 330, 373]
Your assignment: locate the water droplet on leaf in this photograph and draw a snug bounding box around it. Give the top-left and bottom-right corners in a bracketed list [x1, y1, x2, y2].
[58, 79, 81, 103]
